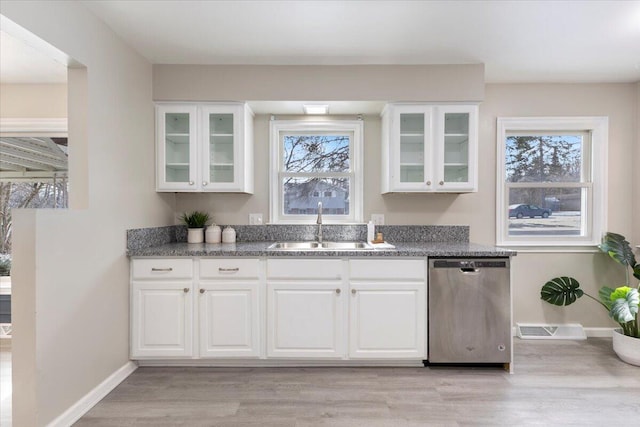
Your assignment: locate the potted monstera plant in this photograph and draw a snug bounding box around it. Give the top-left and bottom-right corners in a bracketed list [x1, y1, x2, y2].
[540, 232, 640, 366]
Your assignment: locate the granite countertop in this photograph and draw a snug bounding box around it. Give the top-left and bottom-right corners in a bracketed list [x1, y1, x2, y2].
[127, 241, 515, 258]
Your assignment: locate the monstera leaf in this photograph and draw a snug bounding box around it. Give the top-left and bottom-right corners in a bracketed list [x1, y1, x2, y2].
[599, 232, 637, 269]
[609, 288, 639, 323]
[599, 286, 615, 310]
[541, 277, 584, 306]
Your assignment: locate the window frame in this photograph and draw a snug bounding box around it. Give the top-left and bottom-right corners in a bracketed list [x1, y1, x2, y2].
[496, 117, 608, 248]
[269, 120, 363, 224]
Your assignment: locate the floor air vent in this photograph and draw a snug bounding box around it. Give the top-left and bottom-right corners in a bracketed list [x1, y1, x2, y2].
[517, 323, 586, 340]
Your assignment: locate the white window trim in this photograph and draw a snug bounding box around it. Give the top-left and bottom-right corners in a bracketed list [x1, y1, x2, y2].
[496, 117, 608, 247]
[269, 120, 364, 224]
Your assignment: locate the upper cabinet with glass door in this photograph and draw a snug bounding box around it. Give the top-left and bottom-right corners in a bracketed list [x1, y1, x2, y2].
[381, 103, 478, 193]
[156, 104, 198, 191]
[156, 103, 254, 193]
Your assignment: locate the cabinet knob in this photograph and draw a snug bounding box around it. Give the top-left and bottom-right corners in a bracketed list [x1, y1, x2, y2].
[439, 181, 444, 186]
[188, 181, 194, 186]
[199, 289, 205, 294]
[183, 288, 189, 293]
[202, 181, 208, 186]
[351, 289, 356, 295]
[335, 288, 341, 295]
[426, 181, 431, 186]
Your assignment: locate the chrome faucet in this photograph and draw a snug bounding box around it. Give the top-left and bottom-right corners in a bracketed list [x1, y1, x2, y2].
[316, 201, 323, 244]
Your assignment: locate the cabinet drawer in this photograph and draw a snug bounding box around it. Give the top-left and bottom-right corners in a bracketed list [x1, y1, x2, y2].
[350, 259, 425, 280]
[267, 259, 342, 280]
[131, 258, 193, 280]
[200, 258, 260, 280]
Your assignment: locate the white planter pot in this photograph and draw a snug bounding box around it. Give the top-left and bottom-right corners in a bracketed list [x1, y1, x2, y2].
[187, 228, 204, 244]
[612, 328, 640, 366]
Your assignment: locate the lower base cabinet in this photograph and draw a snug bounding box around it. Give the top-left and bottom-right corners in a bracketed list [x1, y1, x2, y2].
[199, 281, 260, 357]
[267, 282, 345, 358]
[349, 282, 425, 358]
[131, 281, 193, 358]
[131, 257, 429, 362]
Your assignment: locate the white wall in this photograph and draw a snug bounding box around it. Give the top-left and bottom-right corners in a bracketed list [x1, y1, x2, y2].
[0, 1, 174, 425]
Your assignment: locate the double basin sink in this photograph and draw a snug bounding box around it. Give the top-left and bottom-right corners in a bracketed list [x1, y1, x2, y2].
[268, 241, 372, 251]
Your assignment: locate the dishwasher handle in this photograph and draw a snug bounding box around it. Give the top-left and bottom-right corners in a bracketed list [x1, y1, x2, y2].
[432, 260, 508, 269]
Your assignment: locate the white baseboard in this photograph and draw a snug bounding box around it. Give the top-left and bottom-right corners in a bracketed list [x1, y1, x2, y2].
[584, 327, 614, 337]
[511, 326, 614, 338]
[46, 361, 137, 427]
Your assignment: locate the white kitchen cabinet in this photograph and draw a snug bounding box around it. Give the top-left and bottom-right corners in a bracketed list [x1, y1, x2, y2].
[131, 281, 193, 358]
[267, 282, 346, 358]
[198, 281, 260, 358]
[131, 258, 194, 358]
[349, 259, 426, 359]
[266, 259, 345, 358]
[381, 103, 478, 193]
[156, 102, 254, 193]
[198, 258, 261, 358]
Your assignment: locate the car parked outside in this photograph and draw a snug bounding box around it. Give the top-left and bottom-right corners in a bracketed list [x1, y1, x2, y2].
[508, 204, 552, 219]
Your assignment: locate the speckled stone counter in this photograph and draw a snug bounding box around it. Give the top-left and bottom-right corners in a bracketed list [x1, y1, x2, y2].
[127, 241, 514, 257]
[127, 224, 514, 257]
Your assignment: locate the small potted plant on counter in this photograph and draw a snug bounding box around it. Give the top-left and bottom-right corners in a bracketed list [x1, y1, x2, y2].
[540, 232, 640, 366]
[180, 211, 210, 243]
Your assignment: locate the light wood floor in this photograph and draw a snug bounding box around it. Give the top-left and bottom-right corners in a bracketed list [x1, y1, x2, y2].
[71, 338, 637, 426]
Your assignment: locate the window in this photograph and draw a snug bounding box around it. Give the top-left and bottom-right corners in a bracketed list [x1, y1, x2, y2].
[496, 117, 607, 247]
[270, 120, 363, 223]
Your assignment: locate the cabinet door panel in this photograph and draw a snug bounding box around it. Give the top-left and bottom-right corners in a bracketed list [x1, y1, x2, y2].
[156, 104, 198, 191]
[434, 105, 478, 192]
[199, 282, 260, 358]
[267, 282, 345, 358]
[349, 282, 425, 359]
[131, 282, 193, 358]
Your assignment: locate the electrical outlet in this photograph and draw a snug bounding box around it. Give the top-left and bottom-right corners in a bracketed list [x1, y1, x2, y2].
[371, 214, 385, 225]
[249, 213, 263, 225]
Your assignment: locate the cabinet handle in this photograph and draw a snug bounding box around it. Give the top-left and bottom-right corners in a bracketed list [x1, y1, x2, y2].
[203, 181, 208, 186]
[439, 181, 444, 185]
[151, 267, 172, 272]
[199, 289, 205, 294]
[188, 181, 194, 185]
[426, 181, 431, 186]
[351, 289, 356, 295]
[218, 267, 240, 273]
[183, 288, 190, 293]
[335, 288, 341, 295]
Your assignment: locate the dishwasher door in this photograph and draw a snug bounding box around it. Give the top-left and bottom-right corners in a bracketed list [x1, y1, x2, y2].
[428, 258, 510, 363]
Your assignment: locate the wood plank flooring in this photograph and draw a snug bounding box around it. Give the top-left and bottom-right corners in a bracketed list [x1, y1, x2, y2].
[75, 338, 639, 426]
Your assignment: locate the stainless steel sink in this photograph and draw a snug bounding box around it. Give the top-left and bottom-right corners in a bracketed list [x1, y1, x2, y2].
[268, 241, 372, 250]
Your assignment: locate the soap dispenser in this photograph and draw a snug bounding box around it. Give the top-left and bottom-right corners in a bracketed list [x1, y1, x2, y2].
[367, 221, 375, 243]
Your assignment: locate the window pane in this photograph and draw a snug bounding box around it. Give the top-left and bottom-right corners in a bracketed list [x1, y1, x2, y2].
[283, 177, 349, 216]
[283, 135, 350, 173]
[506, 135, 582, 183]
[508, 187, 584, 237]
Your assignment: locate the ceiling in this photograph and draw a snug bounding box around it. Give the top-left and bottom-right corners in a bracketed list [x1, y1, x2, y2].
[80, 0, 640, 83]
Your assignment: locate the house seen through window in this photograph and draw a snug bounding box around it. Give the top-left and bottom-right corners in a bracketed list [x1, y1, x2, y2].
[270, 121, 363, 223]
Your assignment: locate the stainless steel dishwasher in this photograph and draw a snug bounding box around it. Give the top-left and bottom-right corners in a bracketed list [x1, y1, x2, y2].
[428, 258, 510, 364]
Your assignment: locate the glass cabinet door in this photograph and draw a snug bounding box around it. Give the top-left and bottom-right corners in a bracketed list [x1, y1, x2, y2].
[157, 104, 197, 191]
[443, 112, 470, 183]
[436, 105, 477, 191]
[399, 113, 425, 184]
[207, 113, 235, 184]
